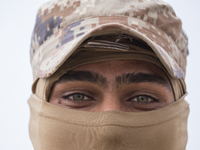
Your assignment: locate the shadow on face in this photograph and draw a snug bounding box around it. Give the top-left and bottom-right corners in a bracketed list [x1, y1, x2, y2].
[49, 60, 174, 112]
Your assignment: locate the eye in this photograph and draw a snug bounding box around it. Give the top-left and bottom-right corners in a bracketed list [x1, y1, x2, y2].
[128, 95, 157, 103]
[62, 93, 92, 102]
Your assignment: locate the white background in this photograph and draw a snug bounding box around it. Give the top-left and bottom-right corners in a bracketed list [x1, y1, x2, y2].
[0, 0, 199, 149]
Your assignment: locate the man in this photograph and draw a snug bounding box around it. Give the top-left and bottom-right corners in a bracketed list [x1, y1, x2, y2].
[29, 0, 189, 149]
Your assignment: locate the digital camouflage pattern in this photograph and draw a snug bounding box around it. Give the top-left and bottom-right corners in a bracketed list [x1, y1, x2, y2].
[30, 0, 188, 80]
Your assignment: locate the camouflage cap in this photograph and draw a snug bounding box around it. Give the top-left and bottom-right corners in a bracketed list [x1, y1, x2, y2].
[30, 0, 188, 80]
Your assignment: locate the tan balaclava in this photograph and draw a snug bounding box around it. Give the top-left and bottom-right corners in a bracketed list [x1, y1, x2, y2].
[28, 0, 189, 150]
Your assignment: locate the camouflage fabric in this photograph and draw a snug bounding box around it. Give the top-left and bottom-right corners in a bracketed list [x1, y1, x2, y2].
[30, 0, 188, 80]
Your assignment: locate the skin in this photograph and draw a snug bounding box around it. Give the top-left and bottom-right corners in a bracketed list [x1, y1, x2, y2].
[49, 60, 174, 112]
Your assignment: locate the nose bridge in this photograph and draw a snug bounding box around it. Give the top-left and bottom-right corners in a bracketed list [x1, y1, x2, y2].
[99, 94, 123, 111]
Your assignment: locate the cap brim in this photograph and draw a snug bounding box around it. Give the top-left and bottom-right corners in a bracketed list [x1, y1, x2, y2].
[36, 16, 184, 79]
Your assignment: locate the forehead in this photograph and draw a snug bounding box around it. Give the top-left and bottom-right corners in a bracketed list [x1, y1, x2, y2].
[72, 60, 168, 79]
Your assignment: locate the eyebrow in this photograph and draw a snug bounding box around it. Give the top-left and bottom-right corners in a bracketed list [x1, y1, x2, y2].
[55, 71, 108, 87]
[55, 71, 171, 90]
[115, 72, 171, 90]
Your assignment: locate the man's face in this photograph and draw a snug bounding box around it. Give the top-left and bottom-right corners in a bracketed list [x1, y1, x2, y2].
[49, 60, 174, 112]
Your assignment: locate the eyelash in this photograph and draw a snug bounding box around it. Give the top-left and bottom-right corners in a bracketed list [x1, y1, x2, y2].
[62, 93, 92, 102]
[127, 95, 158, 103]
